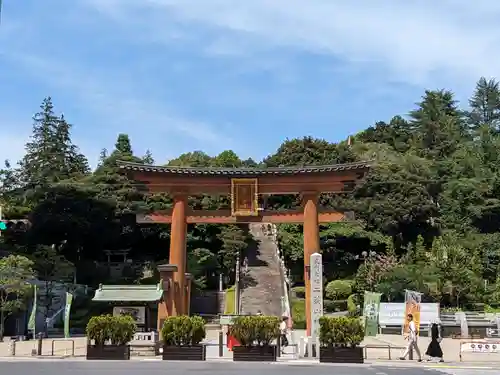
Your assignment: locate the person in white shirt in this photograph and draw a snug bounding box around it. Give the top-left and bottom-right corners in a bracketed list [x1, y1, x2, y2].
[400, 313, 422, 361]
[279, 316, 288, 354]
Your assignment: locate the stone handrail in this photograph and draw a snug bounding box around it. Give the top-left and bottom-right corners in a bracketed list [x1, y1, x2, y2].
[270, 224, 292, 325]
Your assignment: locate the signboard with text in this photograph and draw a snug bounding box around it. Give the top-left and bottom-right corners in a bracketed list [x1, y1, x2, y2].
[378, 303, 439, 326]
[310, 252, 323, 338]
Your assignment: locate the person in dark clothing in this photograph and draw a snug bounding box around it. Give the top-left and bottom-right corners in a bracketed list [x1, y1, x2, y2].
[426, 321, 444, 362]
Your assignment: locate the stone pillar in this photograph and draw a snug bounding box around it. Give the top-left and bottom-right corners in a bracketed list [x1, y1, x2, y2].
[157, 264, 177, 332]
[302, 192, 319, 337]
[169, 194, 188, 315]
[184, 273, 192, 316]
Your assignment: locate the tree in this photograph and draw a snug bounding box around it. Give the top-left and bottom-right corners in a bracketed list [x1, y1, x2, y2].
[143, 150, 154, 165]
[213, 150, 242, 168]
[468, 77, 500, 130]
[0, 255, 34, 340]
[217, 225, 248, 284]
[167, 151, 212, 167]
[187, 248, 219, 290]
[18, 97, 89, 190]
[115, 134, 133, 155]
[31, 245, 74, 336]
[410, 90, 468, 159]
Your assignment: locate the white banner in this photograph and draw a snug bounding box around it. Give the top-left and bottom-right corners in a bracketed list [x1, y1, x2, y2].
[310, 252, 323, 338]
[113, 306, 146, 325]
[378, 303, 439, 326]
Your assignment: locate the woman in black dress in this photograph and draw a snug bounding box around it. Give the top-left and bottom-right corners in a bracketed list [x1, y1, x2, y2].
[426, 321, 444, 362]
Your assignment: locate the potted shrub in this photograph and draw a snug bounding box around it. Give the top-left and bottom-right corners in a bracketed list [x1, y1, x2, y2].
[319, 316, 364, 363]
[231, 315, 280, 362]
[86, 314, 137, 360]
[161, 315, 206, 360]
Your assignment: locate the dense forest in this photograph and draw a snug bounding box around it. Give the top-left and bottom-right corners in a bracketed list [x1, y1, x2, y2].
[2, 76, 500, 317]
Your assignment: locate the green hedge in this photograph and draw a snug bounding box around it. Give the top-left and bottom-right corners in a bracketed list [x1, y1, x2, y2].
[86, 314, 137, 346]
[231, 315, 280, 346]
[291, 297, 306, 329]
[323, 299, 348, 312]
[161, 315, 206, 346]
[325, 280, 352, 300]
[319, 316, 364, 347]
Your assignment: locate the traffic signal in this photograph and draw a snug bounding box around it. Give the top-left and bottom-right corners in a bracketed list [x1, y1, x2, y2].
[0, 220, 29, 231]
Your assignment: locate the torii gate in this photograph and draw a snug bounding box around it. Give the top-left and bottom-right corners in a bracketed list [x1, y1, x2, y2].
[119, 161, 370, 335]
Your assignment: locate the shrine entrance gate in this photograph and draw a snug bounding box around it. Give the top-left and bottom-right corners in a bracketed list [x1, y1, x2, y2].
[119, 161, 370, 335]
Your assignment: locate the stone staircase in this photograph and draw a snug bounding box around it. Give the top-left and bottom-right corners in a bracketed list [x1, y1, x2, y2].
[239, 223, 283, 316]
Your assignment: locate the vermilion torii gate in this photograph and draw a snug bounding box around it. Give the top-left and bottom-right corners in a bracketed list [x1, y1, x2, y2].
[118, 161, 369, 335]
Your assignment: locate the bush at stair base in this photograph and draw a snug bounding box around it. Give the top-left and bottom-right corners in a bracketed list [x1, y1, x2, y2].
[161, 315, 206, 361]
[230, 315, 280, 362]
[86, 314, 136, 360]
[325, 280, 352, 300]
[319, 316, 364, 363]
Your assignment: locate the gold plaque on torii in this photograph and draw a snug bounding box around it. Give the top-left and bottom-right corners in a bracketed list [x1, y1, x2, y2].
[231, 178, 259, 216]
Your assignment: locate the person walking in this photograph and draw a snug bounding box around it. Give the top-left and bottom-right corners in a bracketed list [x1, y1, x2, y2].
[279, 316, 289, 354]
[400, 313, 422, 361]
[426, 320, 444, 362]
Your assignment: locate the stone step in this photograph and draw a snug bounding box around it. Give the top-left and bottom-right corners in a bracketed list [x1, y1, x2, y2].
[239, 223, 284, 317]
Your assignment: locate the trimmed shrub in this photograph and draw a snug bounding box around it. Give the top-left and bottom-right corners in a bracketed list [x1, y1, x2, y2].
[161, 315, 206, 346]
[231, 316, 280, 346]
[319, 316, 364, 348]
[325, 280, 352, 300]
[86, 314, 136, 346]
[292, 286, 306, 298]
[347, 294, 361, 316]
[324, 299, 347, 312]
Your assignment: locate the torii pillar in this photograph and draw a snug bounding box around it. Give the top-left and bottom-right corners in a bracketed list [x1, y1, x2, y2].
[157, 193, 189, 330]
[170, 193, 188, 315]
[302, 192, 320, 337]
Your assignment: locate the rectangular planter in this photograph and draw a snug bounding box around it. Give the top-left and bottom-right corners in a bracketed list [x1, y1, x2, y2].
[233, 345, 277, 362]
[319, 346, 363, 363]
[87, 345, 130, 360]
[162, 345, 206, 361]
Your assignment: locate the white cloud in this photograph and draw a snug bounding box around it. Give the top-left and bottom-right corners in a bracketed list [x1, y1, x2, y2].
[82, 0, 500, 87]
[1, 52, 232, 146]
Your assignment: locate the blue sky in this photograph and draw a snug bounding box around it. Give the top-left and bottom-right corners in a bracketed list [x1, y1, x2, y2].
[1, 1, 499, 168]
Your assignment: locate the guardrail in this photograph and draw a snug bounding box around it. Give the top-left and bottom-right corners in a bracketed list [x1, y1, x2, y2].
[271, 224, 292, 322]
[50, 339, 75, 357]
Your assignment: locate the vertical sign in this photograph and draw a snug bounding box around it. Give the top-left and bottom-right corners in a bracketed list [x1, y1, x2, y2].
[363, 291, 382, 336]
[310, 252, 323, 339]
[403, 289, 422, 336]
[64, 292, 73, 338]
[27, 285, 37, 332]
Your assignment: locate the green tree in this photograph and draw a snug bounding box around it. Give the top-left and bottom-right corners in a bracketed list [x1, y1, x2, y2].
[0, 255, 34, 340]
[18, 97, 89, 190]
[213, 150, 242, 167]
[468, 77, 500, 130]
[31, 245, 74, 336]
[167, 151, 212, 167]
[217, 225, 248, 283]
[410, 90, 468, 159]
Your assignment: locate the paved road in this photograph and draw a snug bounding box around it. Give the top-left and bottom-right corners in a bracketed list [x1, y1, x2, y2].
[0, 361, 497, 375]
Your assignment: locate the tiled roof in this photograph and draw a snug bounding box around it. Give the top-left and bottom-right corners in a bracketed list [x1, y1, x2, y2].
[117, 161, 370, 176]
[92, 283, 163, 302]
